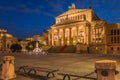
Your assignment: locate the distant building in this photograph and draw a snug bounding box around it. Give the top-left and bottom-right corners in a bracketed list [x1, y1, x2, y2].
[26, 37, 32, 41]
[47, 4, 120, 54]
[106, 24, 120, 54]
[26, 32, 48, 45]
[0, 29, 18, 52]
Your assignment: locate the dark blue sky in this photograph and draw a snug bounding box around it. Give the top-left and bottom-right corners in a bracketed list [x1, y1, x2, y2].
[0, 0, 120, 39]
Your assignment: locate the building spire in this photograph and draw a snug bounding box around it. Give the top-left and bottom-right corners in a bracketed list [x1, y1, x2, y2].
[69, 3, 76, 10]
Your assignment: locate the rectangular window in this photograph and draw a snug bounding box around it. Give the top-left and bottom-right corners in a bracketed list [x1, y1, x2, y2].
[111, 37, 113, 43]
[119, 37, 120, 43]
[92, 38, 95, 42]
[117, 30, 119, 35]
[117, 37, 119, 43]
[114, 37, 116, 43]
[96, 29, 98, 34]
[111, 30, 113, 35]
[111, 47, 113, 51]
[114, 30, 116, 35]
[117, 47, 119, 51]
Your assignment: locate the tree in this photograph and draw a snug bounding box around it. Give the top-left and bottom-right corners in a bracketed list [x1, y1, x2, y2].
[10, 43, 22, 52]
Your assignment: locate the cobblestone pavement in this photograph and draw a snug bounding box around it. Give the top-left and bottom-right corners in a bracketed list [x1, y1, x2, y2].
[0, 53, 120, 80]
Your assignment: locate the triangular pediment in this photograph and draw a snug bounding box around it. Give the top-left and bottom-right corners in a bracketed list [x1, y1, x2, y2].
[56, 9, 88, 18]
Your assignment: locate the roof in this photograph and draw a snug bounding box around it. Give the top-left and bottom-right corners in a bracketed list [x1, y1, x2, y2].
[0, 33, 13, 38]
[56, 3, 89, 18]
[56, 9, 89, 18]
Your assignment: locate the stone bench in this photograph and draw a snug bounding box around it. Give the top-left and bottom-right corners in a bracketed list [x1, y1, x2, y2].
[17, 65, 59, 78]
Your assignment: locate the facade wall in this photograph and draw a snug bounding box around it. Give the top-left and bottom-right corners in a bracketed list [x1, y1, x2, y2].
[26, 32, 48, 46]
[50, 21, 91, 46]
[106, 24, 120, 54]
[0, 29, 18, 52]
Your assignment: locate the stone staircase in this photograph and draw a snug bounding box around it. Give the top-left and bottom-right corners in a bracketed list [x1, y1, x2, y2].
[47, 45, 76, 53]
[62, 45, 76, 53]
[47, 46, 62, 53]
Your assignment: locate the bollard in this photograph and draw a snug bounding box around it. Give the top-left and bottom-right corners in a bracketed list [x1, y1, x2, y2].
[95, 60, 117, 80]
[0, 56, 16, 80]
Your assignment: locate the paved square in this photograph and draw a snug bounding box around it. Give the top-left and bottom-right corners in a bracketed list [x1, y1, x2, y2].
[0, 53, 120, 80]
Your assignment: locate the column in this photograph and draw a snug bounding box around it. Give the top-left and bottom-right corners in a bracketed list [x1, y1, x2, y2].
[76, 26, 79, 43]
[52, 29, 54, 46]
[69, 28, 72, 45]
[88, 25, 90, 53]
[50, 34, 52, 46]
[57, 29, 60, 46]
[48, 31, 51, 46]
[2, 33, 6, 52]
[48, 33, 50, 46]
[59, 29, 62, 46]
[63, 28, 65, 45]
[86, 23, 90, 45]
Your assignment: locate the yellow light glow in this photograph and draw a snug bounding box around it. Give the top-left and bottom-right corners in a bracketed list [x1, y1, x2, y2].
[61, 40, 64, 45]
[73, 40, 76, 43]
[73, 40, 76, 45]
[67, 41, 69, 45]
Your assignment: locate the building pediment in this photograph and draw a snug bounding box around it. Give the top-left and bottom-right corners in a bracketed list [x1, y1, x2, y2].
[55, 4, 100, 24]
[56, 9, 88, 18]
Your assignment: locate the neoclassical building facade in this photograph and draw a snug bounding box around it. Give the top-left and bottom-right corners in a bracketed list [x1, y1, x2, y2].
[0, 29, 18, 52]
[106, 24, 120, 54]
[48, 4, 120, 54]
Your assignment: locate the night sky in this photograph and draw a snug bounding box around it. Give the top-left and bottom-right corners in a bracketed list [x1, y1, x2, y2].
[0, 0, 120, 39]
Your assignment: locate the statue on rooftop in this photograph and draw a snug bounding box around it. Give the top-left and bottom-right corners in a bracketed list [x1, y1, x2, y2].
[69, 3, 76, 10]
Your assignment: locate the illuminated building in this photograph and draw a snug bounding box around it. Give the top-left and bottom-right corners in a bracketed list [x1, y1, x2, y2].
[0, 29, 18, 52]
[48, 4, 120, 54]
[26, 32, 48, 45]
[106, 24, 120, 54]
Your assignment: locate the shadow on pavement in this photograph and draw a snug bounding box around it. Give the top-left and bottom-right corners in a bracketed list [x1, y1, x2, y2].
[17, 73, 48, 80]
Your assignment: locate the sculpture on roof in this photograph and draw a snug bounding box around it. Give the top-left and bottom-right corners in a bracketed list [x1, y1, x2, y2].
[69, 3, 76, 10]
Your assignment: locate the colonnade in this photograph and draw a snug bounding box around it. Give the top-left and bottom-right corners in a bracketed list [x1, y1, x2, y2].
[48, 24, 90, 46]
